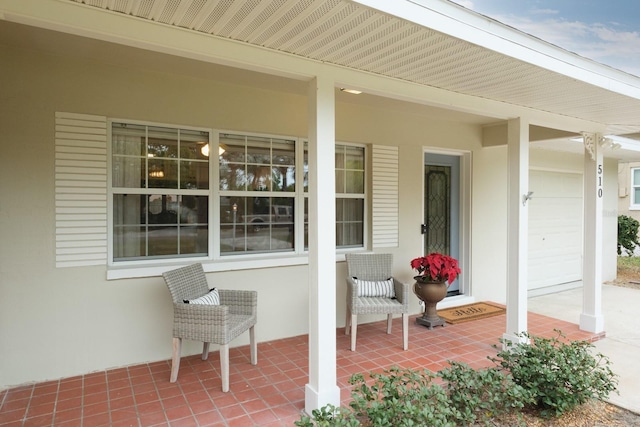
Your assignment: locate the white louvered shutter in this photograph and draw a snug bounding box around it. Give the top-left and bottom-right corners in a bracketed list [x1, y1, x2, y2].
[55, 112, 108, 267]
[372, 145, 399, 248]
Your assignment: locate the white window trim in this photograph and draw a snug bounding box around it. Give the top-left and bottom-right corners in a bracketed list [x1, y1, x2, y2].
[104, 122, 370, 279]
[630, 167, 640, 210]
[107, 118, 214, 267]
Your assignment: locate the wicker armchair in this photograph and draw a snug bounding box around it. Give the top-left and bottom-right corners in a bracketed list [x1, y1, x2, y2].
[345, 253, 410, 351]
[162, 263, 257, 392]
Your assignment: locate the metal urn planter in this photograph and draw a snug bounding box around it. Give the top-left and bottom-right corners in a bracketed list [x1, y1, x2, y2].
[413, 277, 447, 329]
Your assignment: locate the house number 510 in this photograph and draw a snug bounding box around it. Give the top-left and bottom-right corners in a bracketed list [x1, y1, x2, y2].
[597, 164, 603, 198]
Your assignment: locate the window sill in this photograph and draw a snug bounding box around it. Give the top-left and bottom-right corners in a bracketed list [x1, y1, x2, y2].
[106, 253, 350, 280]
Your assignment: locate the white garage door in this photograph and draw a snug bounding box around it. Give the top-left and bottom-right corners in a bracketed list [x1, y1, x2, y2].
[528, 170, 583, 291]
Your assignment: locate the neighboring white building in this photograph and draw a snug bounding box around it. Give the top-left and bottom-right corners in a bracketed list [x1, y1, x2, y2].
[618, 161, 640, 224]
[2, 0, 640, 411]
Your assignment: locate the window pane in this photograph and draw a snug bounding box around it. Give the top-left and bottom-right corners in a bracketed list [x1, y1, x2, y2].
[112, 156, 143, 188]
[635, 187, 640, 204]
[335, 148, 345, 168]
[336, 145, 364, 194]
[148, 226, 178, 256]
[180, 160, 209, 190]
[247, 165, 272, 191]
[272, 166, 296, 192]
[345, 170, 364, 193]
[113, 226, 146, 259]
[272, 139, 295, 165]
[345, 146, 364, 169]
[219, 162, 247, 191]
[219, 196, 294, 255]
[634, 169, 640, 186]
[180, 225, 208, 255]
[180, 129, 209, 160]
[246, 136, 271, 164]
[303, 143, 309, 192]
[148, 127, 178, 158]
[148, 158, 178, 189]
[220, 135, 246, 161]
[304, 197, 309, 250]
[335, 170, 345, 193]
[112, 123, 145, 156]
[113, 194, 207, 260]
[336, 198, 364, 247]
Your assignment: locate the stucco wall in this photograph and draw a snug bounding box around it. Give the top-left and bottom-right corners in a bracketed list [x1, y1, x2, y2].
[0, 41, 618, 389]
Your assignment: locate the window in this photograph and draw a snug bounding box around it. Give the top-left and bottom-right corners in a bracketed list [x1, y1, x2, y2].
[303, 144, 365, 249]
[632, 167, 640, 208]
[110, 121, 365, 263]
[218, 134, 296, 255]
[111, 122, 210, 261]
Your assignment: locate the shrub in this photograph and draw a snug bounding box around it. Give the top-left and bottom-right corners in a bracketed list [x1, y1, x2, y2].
[618, 214, 640, 256]
[294, 405, 359, 427]
[297, 332, 618, 426]
[347, 367, 458, 427]
[439, 361, 531, 426]
[489, 330, 618, 418]
[295, 367, 458, 427]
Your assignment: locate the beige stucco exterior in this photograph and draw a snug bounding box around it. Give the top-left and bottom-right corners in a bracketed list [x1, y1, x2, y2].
[0, 26, 620, 390]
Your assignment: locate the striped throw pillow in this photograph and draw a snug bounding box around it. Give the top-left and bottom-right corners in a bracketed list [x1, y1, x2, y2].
[355, 278, 395, 298]
[184, 288, 220, 305]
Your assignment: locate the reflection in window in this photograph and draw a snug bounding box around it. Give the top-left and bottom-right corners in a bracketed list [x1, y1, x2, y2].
[111, 122, 209, 261]
[304, 144, 365, 249]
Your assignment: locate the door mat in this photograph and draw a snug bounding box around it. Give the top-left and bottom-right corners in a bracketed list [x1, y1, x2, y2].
[438, 302, 505, 324]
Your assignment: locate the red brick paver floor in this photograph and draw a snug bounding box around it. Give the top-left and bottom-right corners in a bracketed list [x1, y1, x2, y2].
[0, 307, 602, 426]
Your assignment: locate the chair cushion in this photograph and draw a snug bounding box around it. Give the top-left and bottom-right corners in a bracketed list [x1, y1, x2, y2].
[354, 278, 395, 298]
[183, 288, 220, 305]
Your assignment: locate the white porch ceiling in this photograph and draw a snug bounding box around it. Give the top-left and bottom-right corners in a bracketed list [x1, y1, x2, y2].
[64, 0, 640, 138]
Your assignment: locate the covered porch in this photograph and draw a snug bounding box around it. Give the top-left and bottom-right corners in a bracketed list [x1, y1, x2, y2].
[0, 311, 601, 426]
[2, 0, 640, 417]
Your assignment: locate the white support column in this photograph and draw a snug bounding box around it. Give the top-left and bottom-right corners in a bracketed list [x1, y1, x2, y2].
[503, 118, 530, 345]
[580, 133, 605, 333]
[305, 75, 341, 413]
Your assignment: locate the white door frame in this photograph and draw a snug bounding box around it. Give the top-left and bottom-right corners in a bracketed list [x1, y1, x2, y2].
[423, 147, 472, 304]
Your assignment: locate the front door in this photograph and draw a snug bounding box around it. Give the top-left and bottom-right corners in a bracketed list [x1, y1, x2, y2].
[424, 153, 460, 295]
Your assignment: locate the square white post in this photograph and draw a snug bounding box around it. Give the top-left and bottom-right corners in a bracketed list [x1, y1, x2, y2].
[580, 133, 605, 333]
[305, 75, 341, 413]
[503, 118, 530, 345]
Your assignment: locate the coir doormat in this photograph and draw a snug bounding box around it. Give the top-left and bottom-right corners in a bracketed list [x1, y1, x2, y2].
[437, 302, 505, 324]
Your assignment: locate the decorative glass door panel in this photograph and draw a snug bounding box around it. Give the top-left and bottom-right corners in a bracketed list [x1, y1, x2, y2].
[424, 152, 460, 295]
[424, 166, 451, 255]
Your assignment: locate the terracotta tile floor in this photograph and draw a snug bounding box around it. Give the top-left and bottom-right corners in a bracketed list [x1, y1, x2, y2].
[0, 308, 603, 427]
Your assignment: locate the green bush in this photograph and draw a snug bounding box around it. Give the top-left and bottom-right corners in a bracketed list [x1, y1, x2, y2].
[439, 361, 531, 426]
[489, 330, 618, 418]
[618, 214, 640, 256]
[295, 367, 458, 427]
[296, 332, 618, 426]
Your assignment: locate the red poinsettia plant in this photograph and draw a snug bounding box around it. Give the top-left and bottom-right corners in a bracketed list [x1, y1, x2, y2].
[410, 253, 461, 285]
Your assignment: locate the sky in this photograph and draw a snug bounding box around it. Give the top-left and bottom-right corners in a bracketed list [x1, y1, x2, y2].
[448, 0, 640, 77]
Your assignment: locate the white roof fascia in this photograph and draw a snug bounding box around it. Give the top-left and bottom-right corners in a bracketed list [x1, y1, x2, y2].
[352, 0, 640, 100]
[0, 0, 612, 133]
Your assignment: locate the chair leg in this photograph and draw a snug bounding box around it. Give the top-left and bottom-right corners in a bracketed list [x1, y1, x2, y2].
[220, 344, 230, 392]
[386, 314, 393, 334]
[170, 337, 181, 383]
[402, 313, 409, 350]
[249, 325, 257, 365]
[350, 314, 357, 351]
[345, 306, 351, 335]
[201, 342, 210, 360]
